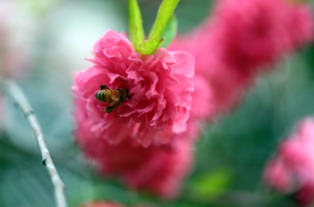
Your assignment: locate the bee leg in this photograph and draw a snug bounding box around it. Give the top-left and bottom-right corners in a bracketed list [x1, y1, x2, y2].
[105, 101, 120, 113]
[119, 96, 125, 102]
[105, 106, 114, 113]
[100, 85, 108, 90]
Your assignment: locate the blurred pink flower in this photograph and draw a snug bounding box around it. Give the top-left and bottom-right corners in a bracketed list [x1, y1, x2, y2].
[75, 101, 193, 198]
[182, 74, 214, 141]
[73, 30, 194, 146]
[170, 0, 313, 117]
[210, 0, 313, 71]
[190, 75, 214, 121]
[264, 159, 293, 193]
[264, 118, 314, 207]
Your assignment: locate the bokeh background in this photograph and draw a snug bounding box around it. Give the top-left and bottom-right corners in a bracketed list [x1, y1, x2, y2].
[0, 0, 314, 206]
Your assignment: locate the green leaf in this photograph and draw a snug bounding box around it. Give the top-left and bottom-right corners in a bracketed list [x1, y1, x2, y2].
[188, 168, 232, 199]
[149, 0, 180, 41]
[140, 39, 163, 56]
[129, 0, 145, 52]
[129, 0, 180, 55]
[160, 16, 178, 48]
[141, 0, 180, 55]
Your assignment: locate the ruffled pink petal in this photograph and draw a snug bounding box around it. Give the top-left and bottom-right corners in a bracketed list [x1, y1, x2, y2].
[73, 30, 195, 146]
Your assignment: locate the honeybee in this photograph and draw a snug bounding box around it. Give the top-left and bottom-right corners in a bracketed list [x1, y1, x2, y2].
[95, 85, 129, 113]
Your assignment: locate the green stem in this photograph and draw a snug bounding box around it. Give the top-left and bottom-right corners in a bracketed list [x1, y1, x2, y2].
[128, 0, 180, 55]
[148, 0, 180, 42]
[129, 0, 145, 52]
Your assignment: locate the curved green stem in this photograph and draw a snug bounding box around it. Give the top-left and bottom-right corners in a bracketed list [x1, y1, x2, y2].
[129, 0, 180, 55]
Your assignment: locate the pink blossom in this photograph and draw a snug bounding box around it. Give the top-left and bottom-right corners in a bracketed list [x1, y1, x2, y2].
[73, 32, 201, 196]
[279, 119, 314, 184]
[73, 30, 194, 146]
[182, 74, 214, 141]
[190, 75, 214, 121]
[210, 0, 313, 71]
[170, 0, 313, 117]
[73, 36, 205, 196]
[75, 102, 193, 198]
[170, 34, 252, 117]
[264, 158, 293, 193]
[264, 118, 314, 207]
[297, 183, 314, 207]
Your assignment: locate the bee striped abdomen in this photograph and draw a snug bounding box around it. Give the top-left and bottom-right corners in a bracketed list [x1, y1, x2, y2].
[95, 89, 114, 103]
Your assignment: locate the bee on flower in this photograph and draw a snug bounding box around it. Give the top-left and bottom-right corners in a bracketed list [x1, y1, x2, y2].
[95, 85, 129, 113]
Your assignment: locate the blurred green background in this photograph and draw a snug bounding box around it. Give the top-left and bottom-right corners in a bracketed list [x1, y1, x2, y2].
[0, 0, 314, 206]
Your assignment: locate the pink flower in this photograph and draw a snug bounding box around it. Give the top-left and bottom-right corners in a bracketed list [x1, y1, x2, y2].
[264, 159, 293, 193]
[170, 0, 313, 117]
[210, 0, 313, 71]
[181, 74, 214, 141]
[75, 103, 193, 198]
[73, 35, 197, 196]
[73, 30, 194, 146]
[190, 75, 214, 121]
[170, 33, 253, 117]
[73, 35, 200, 196]
[297, 183, 314, 207]
[279, 119, 314, 184]
[264, 118, 314, 207]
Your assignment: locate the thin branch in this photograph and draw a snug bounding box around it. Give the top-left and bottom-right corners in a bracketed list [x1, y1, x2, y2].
[0, 76, 67, 207]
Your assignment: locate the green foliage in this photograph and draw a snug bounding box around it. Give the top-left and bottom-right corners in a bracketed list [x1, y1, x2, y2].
[129, 0, 145, 52]
[148, 0, 179, 41]
[301, 44, 314, 76]
[144, 0, 179, 54]
[188, 168, 232, 199]
[129, 0, 179, 55]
